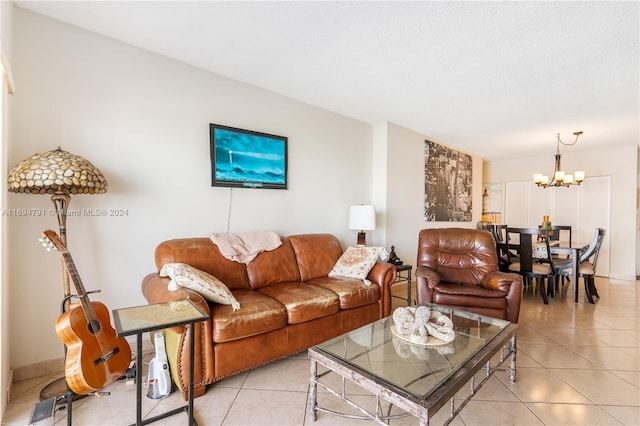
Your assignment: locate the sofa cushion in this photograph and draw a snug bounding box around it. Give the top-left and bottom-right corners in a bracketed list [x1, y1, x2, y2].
[434, 292, 508, 310]
[211, 290, 287, 343]
[246, 237, 301, 289]
[434, 283, 508, 310]
[306, 276, 381, 310]
[289, 234, 343, 281]
[435, 282, 507, 298]
[258, 282, 340, 324]
[155, 238, 250, 290]
[328, 246, 383, 281]
[159, 263, 240, 310]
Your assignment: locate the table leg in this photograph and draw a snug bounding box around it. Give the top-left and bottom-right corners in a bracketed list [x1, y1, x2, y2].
[508, 335, 517, 383]
[407, 273, 412, 305]
[188, 324, 195, 425]
[307, 359, 317, 422]
[572, 248, 579, 303]
[135, 334, 143, 426]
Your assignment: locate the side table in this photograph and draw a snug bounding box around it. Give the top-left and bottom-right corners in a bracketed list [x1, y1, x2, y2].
[391, 264, 413, 305]
[113, 299, 209, 426]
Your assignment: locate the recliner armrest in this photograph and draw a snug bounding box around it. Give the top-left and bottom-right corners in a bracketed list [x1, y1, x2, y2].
[415, 266, 441, 305]
[482, 271, 522, 293]
[483, 271, 523, 323]
[415, 266, 440, 289]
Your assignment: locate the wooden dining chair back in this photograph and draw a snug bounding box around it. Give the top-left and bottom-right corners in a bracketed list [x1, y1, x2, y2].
[493, 224, 512, 272]
[537, 224, 571, 245]
[493, 224, 508, 243]
[506, 227, 556, 304]
[550, 225, 572, 245]
[555, 228, 605, 303]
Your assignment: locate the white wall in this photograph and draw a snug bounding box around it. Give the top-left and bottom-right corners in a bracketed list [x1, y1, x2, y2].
[0, 0, 12, 415]
[375, 122, 484, 267]
[485, 145, 637, 280]
[7, 8, 375, 369]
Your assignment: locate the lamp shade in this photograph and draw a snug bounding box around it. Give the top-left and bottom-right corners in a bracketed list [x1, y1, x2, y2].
[348, 205, 376, 231]
[7, 147, 107, 195]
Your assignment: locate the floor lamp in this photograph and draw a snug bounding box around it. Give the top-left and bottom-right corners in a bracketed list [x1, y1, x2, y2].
[7, 146, 107, 401]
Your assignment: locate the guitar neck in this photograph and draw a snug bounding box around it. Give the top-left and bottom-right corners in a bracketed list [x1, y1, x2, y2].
[62, 252, 96, 317]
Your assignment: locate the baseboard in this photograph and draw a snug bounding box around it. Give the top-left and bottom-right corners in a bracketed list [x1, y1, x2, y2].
[6, 368, 13, 405]
[607, 273, 637, 282]
[12, 336, 141, 385]
[13, 358, 64, 383]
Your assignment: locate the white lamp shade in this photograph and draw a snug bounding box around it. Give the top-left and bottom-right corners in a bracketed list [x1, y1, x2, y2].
[348, 205, 376, 231]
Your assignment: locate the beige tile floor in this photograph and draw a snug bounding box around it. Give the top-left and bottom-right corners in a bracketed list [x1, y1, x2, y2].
[3, 277, 639, 425]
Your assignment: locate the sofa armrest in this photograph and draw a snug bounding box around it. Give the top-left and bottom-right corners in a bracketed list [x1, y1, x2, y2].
[141, 273, 215, 397]
[367, 262, 396, 317]
[482, 271, 523, 323]
[415, 266, 440, 304]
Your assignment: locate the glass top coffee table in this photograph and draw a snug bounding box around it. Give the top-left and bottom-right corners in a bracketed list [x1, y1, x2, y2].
[307, 303, 517, 426]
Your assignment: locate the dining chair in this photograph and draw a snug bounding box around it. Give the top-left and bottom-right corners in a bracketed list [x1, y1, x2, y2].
[550, 225, 572, 246]
[554, 228, 605, 303]
[493, 224, 508, 243]
[505, 227, 556, 304]
[545, 225, 573, 284]
[493, 224, 513, 272]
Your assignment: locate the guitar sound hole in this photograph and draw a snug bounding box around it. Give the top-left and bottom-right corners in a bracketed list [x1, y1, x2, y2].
[88, 320, 102, 334]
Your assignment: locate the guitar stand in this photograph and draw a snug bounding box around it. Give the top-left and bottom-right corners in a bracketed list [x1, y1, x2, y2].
[31, 291, 106, 425]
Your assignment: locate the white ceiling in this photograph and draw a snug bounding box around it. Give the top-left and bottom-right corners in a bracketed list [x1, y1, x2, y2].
[15, 1, 640, 160]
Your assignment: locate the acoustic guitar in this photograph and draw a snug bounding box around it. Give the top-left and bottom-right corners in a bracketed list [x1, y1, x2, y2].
[40, 230, 132, 395]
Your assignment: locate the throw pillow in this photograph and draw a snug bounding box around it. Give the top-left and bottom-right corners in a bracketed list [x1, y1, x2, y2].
[159, 263, 240, 311]
[328, 246, 384, 283]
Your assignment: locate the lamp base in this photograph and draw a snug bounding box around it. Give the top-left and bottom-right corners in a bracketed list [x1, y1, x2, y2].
[356, 231, 366, 247]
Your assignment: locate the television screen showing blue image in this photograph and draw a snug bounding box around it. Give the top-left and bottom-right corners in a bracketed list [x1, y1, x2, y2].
[210, 123, 288, 189]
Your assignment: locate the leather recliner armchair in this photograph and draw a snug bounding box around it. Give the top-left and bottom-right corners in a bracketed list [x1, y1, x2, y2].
[416, 228, 523, 323]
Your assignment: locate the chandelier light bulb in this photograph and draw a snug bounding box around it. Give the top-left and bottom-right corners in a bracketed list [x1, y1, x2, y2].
[534, 132, 585, 188]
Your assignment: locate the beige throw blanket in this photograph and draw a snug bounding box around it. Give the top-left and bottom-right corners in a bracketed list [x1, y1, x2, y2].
[207, 231, 282, 264]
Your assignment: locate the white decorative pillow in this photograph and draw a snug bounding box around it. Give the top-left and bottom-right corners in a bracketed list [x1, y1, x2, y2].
[532, 242, 548, 259]
[328, 247, 384, 283]
[159, 263, 240, 311]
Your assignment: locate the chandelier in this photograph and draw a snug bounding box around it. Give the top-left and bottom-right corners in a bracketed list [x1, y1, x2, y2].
[534, 131, 585, 188]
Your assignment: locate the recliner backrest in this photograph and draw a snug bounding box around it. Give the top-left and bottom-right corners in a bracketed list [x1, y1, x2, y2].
[416, 228, 498, 285]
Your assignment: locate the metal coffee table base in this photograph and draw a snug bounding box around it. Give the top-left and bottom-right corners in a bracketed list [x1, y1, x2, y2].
[308, 335, 517, 426]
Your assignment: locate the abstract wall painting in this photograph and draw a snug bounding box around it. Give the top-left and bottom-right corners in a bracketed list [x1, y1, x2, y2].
[424, 140, 473, 222]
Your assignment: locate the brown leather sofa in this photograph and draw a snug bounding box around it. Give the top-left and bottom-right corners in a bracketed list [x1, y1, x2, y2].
[415, 228, 523, 323]
[141, 233, 396, 398]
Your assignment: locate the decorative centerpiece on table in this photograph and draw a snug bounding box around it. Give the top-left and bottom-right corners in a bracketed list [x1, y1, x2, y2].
[391, 306, 455, 346]
[541, 215, 553, 235]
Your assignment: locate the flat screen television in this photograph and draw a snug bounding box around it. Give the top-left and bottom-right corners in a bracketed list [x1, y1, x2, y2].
[209, 123, 288, 189]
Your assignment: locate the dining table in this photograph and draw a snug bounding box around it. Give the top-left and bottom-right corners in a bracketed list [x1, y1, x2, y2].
[549, 242, 591, 303]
